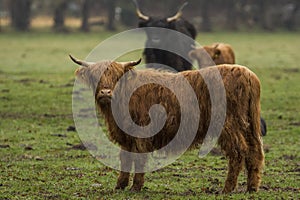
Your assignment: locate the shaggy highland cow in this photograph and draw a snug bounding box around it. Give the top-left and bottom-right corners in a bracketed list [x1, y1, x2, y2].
[189, 43, 267, 136]
[189, 43, 235, 68]
[70, 55, 264, 193]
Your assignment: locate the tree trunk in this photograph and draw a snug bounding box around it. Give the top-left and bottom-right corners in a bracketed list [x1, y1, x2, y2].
[81, 0, 92, 32]
[282, 2, 299, 31]
[53, 0, 69, 32]
[256, 0, 272, 30]
[105, 0, 116, 31]
[200, 0, 211, 32]
[165, 0, 181, 15]
[9, 0, 32, 31]
[226, 0, 238, 30]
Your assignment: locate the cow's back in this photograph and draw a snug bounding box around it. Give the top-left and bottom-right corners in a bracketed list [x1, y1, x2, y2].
[181, 65, 260, 147]
[218, 44, 235, 64]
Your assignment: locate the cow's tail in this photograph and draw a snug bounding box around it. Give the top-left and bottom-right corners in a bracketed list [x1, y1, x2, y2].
[247, 70, 265, 191]
[249, 72, 262, 141]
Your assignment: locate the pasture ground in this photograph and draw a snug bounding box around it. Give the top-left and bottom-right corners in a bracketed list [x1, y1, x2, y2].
[0, 31, 299, 199]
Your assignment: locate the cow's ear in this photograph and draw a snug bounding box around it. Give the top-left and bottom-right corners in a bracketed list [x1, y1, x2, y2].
[214, 49, 221, 59]
[74, 68, 81, 76]
[74, 67, 82, 78]
[75, 67, 89, 85]
[75, 67, 86, 77]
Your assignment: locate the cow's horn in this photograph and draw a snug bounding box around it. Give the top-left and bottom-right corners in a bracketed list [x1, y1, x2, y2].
[119, 58, 142, 68]
[167, 2, 188, 22]
[132, 0, 149, 21]
[69, 54, 93, 67]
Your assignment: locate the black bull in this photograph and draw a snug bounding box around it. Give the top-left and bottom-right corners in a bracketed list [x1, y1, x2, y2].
[133, 1, 197, 72]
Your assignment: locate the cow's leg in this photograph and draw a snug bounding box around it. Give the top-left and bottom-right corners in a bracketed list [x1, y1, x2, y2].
[219, 130, 246, 194]
[130, 154, 147, 191]
[131, 173, 145, 191]
[245, 139, 264, 192]
[115, 150, 133, 190]
[222, 153, 244, 194]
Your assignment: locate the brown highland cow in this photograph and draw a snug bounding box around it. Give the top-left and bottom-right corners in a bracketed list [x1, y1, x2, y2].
[70, 55, 264, 193]
[189, 43, 267, 137]
[189, 43, 235, 68]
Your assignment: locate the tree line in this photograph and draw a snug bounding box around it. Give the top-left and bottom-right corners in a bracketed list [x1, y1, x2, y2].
[1, 0, 299, 32]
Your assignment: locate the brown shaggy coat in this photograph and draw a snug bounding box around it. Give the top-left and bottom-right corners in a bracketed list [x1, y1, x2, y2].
[71, 56, 264, 193]
[189, 43, 235, 68]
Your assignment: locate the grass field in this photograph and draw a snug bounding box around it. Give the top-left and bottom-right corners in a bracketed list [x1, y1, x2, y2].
[0, 30, 299, 199]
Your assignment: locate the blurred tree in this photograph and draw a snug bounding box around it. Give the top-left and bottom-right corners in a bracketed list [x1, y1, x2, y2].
[0, 0, 2, 32]
[9, 0, 32, 31]
[80, 0, 92, 32]
[104, 0, 116, 31]
[164, 0, 181, 15]
[255, 0, 273, 30]
[226, 0, 238, 30]
[282, 1, 299, 31]
[199, 0, 211, 32]
[53, 0, 69, 32]
[118, 1, 136, 27]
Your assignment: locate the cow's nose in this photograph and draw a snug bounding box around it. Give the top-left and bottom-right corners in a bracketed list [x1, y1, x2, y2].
[100, 89, 112, 96]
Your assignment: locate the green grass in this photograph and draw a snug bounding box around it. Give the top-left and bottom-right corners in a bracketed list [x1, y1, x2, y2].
[0, 31, 299, 199]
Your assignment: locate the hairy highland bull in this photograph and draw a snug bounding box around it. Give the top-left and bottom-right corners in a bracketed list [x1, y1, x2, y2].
[70, 55, 264, 193]
[189, 43, 235, 68]
[133, 0, 197, 71]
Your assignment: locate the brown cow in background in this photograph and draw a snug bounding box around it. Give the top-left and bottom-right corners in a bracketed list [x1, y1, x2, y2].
[70, 55, 264, 193]
[189, 43, 235, 68]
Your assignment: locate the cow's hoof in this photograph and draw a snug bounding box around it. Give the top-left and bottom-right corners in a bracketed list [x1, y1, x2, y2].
[247, 187, 258, 193]
[130, 186, 142, 192]
[115, 179, 129, 190]
[115, 185, 126, 190]
[221, 188, 233, 194]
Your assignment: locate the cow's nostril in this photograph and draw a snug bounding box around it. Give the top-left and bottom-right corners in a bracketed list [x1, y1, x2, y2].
[100, 89, 112, 96]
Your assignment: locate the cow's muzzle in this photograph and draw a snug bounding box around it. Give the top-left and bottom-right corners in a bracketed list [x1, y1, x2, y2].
[96, 89, 112, 103]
